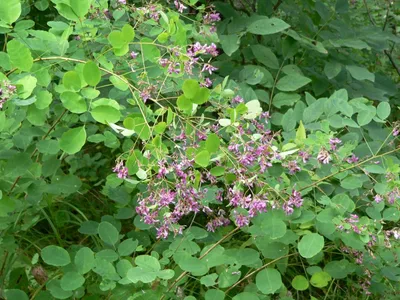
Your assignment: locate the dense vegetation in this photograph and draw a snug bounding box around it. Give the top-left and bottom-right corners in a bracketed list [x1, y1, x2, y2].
[0, 0, 399, 299]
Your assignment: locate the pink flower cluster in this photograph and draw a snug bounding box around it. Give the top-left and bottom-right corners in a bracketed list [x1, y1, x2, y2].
[113, 161, 128, 179]
[0, 82, 16, 109]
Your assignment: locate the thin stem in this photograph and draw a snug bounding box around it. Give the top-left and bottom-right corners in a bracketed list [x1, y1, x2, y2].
[225, 253, 296, 293]
[8, 109, 68, 194]
[299, 147, 400, 192]
[273, 0, 284, 11]
[363, 0, 376, 25]
[384, 49, 400, 77]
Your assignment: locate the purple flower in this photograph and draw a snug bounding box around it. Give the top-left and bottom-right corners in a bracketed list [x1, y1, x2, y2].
[159, 58, 170, 67]
[205, 43, 219, 57]
[249, 199, 267, 217]
[200, 78, 213, 87]
[232, 95, 244, 104]
[286, 160, 301, 175]
[157, 161, 168, 178]
[329, 138, 341, 151]
[317, 148, 331, 164]
[201, 63, 218, 75]
[298, 151, 310, 163]
[140, 89, 151, 103]
[158, 189, 176, 207]
[374, 194, 383, 203]
[118, 0, 126, 4]
[346, 154, 359, 164]
[156, 225, 169, 239]
[167, 62, 180, 74]
[289, 189, 303, 208]
[393, 128, 399, 137]
[130, 51, 138, 59]
[282, 203, 294, 215]
[174, 0, 187, 13]
[113, 161, 128, 179]
[235, 214, 250, 227]
[204, 12, 221, 24]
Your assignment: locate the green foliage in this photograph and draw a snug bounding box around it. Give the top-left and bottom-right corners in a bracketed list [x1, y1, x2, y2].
[0, 0, 399, 300]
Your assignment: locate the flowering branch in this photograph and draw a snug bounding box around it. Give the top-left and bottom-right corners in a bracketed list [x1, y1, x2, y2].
[299, 146, 400, 193]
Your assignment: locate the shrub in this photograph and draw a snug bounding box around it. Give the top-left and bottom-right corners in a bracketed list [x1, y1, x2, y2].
[0, 0, 399, 299]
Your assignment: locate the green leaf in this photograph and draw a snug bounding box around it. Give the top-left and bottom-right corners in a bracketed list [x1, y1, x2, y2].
[206, 133, 220, 153]
[324, 61, 341, 79]
[7, 40, 33, 71]
[106, 76, 127, 92]
[4, 289, 29, 300]
[91, 105, 121, 124]
[252, 45, 279, 69]
[244, 100, 262, 119]
[210, 166, 225, 177]
[281, 109, 296, 132]
[177, 95, 192, 111]
[154, 122, 167, 134]
[83, 61, 101, 86]
[346, 65, 375, 82]
[324, 260, 352, 279]
[121, 24, 135, 42]
[63, 71, 82, 91]
[16, 75, 37, 99]
[292, 275, 309, 291]
[0, 0, 21, 24]
[310, 271, 331, 288]
[130, 117, 151, 140]
[182, 79, 199, 99]
[60, 91, 87, 113]
[340, 176, 363, 189]
[60, 272, 85, 291]
[47, 279, 73, 299]
[357, 108, 376, 126]
[127, 255, 161, 283]
[192, 87, 210, 105]
[41, 245, 71, 267]
[195, 150, 210, 167]
[295, 121, 306, 145]
[37, 140, 60, 155]
[248, 17, 290, 35]
[136, 255, 161, 271]
[35, 90, 53, 109]
[118, 239, 138, 256]
[377, 102, 390, 120]
[98, 222, 119, 246]
[276, 75, 311, 92]
[298, 233, 324, 258]
[205, 289, 225, 300]
[232, 292, 259, 300]
[69, 0, 91, 19]
[273, 92, 300, 108]
[201, 273, 218, 287]
[331, 194, 355, 214]
[59, 126, 86, 155]
[220, 34, 241, 56]
[383, 207, 400, 222]
[256, 268, 282, 294]
[179, 256, 209, 276]
[0, 196, 16, 217]
[74, 247, 95, 274]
